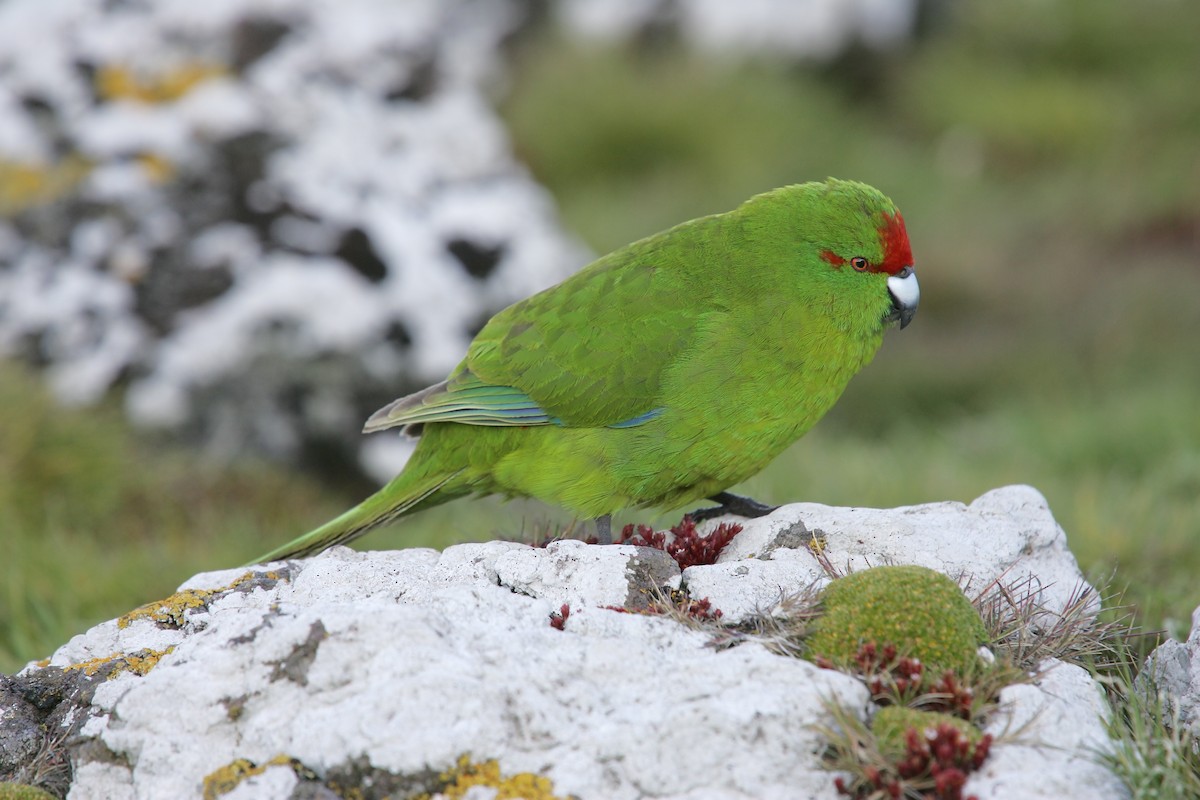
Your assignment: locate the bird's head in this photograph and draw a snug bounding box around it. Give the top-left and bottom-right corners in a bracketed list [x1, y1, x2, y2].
[750, 179, 920, 331]
[817, 203, 919, 330]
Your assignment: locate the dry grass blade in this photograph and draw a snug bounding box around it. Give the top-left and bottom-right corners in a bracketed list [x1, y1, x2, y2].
[813, 700, 882, 795]
[1096, 649, 1200, 799]
[608, 583, 728, 630]
[706, 582, 826, 657]
[6, 720, 75, 797]
[973, 574, 1135, 671]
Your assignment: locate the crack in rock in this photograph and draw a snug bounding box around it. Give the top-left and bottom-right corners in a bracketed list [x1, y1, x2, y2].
[269, 621, 328, 686]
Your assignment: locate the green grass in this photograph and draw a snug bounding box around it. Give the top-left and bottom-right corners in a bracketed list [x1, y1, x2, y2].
[4, 0, 1200, 686]
[1104, 670, 1200, 800]
[0, 364, 354, 669]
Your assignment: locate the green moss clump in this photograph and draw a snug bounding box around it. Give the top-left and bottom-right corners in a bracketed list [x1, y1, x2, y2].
[0, 785, 57, 800]
[870, 706, 981, 760]
[808, 565, 986, 673]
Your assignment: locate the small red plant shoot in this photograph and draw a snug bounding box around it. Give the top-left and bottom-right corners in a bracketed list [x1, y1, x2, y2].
[928, 670, 976, 721]
[835, 722, 992, 800]
[818, 642, 925, 707]
[670, 596, 723, 622]
[822, 642, 978, 721]
[617, 515, 742, 570]
[603, 592, 724, 623]
[548, 604, 570, 631]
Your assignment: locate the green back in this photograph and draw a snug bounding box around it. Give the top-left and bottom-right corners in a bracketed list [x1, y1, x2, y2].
[456, 179, 905, 425]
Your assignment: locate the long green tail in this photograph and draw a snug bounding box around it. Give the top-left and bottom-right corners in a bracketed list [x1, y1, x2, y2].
[247, 469, 464, 564]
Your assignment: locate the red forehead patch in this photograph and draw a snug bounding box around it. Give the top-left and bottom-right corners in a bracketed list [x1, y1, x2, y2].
[878, 211, 913, 276]
[819, 209, 913, 275]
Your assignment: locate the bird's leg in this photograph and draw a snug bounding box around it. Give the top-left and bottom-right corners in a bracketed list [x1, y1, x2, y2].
[688, 491, 778, 523]
[594, 514, 612, 545]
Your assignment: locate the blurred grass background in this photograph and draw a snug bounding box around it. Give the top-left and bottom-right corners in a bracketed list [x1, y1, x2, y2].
[3, 0, 1199, 672]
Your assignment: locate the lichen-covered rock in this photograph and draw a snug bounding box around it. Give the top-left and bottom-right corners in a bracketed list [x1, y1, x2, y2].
[0, 490, 1128, 799]
[1141, 603, 1200, 745]
[689, 485, 1097, 625]
[0, 667, 106, 798]
[0, 678, 42, 777]
[11, 546, 868, 800]
[807, 565, 987, 674]
[0, 0, 588, 480]
[557, 0, 920, 60]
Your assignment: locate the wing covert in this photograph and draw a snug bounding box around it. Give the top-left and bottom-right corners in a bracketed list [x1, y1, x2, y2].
[460, 232, 716, 428]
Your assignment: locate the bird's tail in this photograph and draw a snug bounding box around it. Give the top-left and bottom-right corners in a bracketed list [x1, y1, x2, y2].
[246, 469, 466, 564]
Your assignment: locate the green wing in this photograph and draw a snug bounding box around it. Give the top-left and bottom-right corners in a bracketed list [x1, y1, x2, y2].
[365, 219, 723, 433]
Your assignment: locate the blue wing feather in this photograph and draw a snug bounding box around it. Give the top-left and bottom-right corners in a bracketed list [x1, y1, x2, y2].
[606, 408, 665, 428]
[364, 372, 661, 433]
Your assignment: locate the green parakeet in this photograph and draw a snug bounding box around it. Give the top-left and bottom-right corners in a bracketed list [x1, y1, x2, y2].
[252, 178, 918, 562]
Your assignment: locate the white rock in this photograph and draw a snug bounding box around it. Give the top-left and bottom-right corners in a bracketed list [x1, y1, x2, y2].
[1142, 603, 1200, 742]
[3, 489, 1127, 799]
[222, 766, 298, 800]
[494, 539, 680, 609]
[682, 556, 823, 622]
[709, 485, 1096, 620]
[68, 762, 136, 800]
[968, 659, 1130, 799]
[48, 545, 866, 800]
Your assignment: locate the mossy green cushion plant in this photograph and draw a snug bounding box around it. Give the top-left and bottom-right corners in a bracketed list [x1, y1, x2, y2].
[0, 784, 58, 800]
[870, 706, 981, 760]
[808, 565, 986, 673]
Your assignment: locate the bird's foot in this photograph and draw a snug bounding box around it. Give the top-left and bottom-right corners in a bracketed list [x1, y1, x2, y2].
[594, 514, 612, 545]
[688, 491, 778, 523]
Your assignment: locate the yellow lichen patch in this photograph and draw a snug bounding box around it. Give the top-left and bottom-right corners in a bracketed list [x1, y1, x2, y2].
[135, 152, 175, 184]
[63, 646, 175, 679]
[95, 62, 227, 104]
[0, 155, 92, 215]
[425, 755, 570, 800]
[119, 587, 216, 629]
[202, 758, 257, 800]
[119, 571, 264, 629]
[202, 755, 310, 800]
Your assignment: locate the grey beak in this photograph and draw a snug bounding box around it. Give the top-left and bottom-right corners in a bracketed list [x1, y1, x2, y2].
[886, 267, 919, 329]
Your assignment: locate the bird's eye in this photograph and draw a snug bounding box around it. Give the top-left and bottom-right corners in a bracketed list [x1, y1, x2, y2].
[851, 257, 869, 271]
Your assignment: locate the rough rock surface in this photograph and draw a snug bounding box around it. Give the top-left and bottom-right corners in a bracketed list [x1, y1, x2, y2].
[10, 549, 869, 800]
[0, 487, 1126, 799]
[1142, 604, 1200, 744]
[0, 0, 587, 479]
[968, 659, 1128, 799]
[689, 484, 1094, 623]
